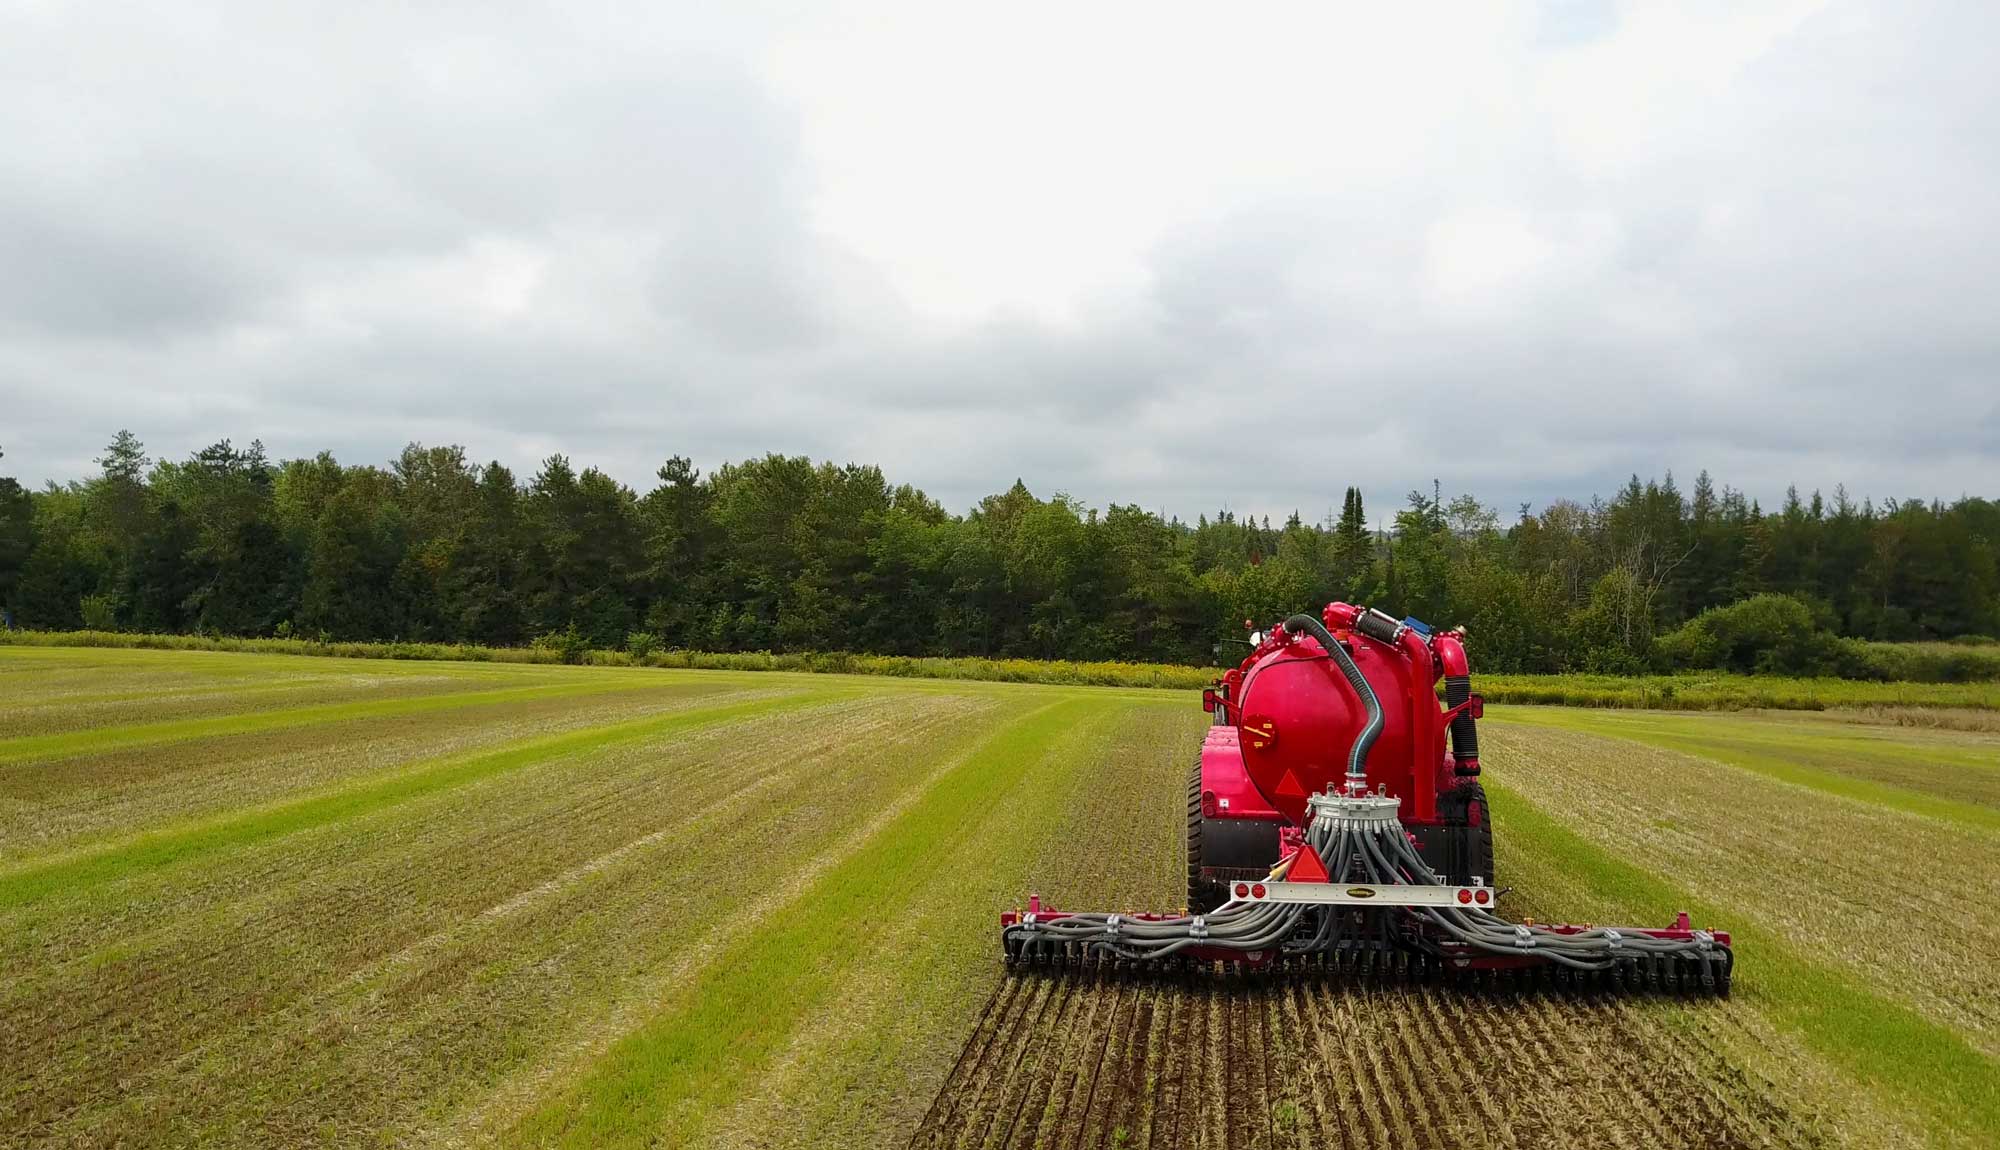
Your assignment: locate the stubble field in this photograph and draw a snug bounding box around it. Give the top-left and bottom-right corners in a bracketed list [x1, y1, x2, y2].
[2, 646, 1995, 1148]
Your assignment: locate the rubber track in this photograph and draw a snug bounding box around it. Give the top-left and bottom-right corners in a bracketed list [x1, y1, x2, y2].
[909, 974, 1825, 1150]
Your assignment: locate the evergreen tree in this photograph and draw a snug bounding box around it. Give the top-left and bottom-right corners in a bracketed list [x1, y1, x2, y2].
[4, 430, 1996, 667]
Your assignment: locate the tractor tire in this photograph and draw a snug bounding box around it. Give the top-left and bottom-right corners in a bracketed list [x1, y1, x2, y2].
[1440, 779, 1497, 888]
[1187, 755, 1228, 913]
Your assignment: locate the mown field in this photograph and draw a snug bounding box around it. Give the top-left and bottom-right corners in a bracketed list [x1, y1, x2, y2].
[2, 646, 1995, 1148]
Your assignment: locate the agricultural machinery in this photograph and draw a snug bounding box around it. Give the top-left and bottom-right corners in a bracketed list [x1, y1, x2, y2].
[1001, 602, 1733, 993]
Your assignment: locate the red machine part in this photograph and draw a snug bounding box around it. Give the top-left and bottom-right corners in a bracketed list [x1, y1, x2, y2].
[1229, 602, 1456, 827]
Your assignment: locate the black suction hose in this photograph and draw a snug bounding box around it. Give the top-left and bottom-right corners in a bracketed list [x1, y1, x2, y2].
[1445, 675, 1480, 765]
[1283, 613, 1382, 784]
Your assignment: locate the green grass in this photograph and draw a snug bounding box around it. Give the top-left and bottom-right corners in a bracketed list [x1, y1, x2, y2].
[0, 691, 832, 911]
[6, 644, 1994, 1147]
[14, 628, 2000, 707]
[1477, 670, 2000, 711]
[0, 678, 687, 766]
[0, 629, 1219, 690]
[1491, 706, 2000, 831]
[505, 696, 1112, 1147]
[1489, 775, 2000, 1143]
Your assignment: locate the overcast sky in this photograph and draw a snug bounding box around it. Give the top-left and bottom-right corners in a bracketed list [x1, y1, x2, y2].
[3, 0, 1995, 522]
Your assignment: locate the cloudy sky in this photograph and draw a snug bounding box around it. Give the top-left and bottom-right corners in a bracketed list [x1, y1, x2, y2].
[3, 0, 1995, 521]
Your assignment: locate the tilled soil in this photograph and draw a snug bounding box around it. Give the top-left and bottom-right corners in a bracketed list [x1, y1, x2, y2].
[911, 970, 1824, 1150]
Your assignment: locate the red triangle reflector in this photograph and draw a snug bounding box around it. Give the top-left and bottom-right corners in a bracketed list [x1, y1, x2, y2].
[1274, 769, 1308, 798]
[1287, 844, 1330, 884]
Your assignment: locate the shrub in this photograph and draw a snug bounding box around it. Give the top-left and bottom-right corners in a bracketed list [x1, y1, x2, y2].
[530, 624, 591, 665]
[1656, 594, 1842, 676]
[79, 593, 122, 633]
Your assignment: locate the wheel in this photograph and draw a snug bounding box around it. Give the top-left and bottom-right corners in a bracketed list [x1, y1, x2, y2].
[1444, 779, 1497, 888]
[1187, 755, 1228, 913]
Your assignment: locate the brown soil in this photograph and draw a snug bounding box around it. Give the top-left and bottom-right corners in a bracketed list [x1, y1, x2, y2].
[911, 971, 1826, 1150]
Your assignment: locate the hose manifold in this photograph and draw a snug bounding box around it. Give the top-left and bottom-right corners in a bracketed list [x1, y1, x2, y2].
[1306, 790, 1403, 826]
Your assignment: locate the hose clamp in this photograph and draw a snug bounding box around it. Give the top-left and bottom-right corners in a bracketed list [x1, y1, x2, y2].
[1513, 925, 1536, 948]
[1190, 916, 1208, 940]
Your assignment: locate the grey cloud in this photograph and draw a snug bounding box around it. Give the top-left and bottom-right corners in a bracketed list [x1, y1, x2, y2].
[0, 192, 267, 337]
[2, 0, 1998, 523]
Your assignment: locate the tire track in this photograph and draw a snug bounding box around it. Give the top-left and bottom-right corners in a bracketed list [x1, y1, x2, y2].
[911, 974, 1828, 1150]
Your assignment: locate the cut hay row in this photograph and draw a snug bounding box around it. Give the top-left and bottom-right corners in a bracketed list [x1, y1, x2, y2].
[678, 701, 1203, 1150]
[0, 682, 753, 860]
[498, 697, 1133, 1148]
[1484, 755, 1999, 1146]
[0, 672, 502, 740]
[6, 647, 1997, 1149]
[0, 691, 836, 913]
[0, 676, 722, 768]
[1493, 706, 2000, 819]
[1483, 722, 2000, 1055]
[2, 692, 1000, 1145]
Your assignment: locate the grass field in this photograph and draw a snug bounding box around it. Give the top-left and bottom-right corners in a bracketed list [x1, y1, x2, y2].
[3, 646, 1996, 1148]
[10, 629, 2000, 710]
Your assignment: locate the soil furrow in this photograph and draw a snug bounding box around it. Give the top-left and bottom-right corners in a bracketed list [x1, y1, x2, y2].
[912, 973, 1825, 1150]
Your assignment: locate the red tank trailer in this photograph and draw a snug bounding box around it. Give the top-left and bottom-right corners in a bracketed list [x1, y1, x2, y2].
[1191, 601, 1490, 911]
[1001, 602, 1734, 994]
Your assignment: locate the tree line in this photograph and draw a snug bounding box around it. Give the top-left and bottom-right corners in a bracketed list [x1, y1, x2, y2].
[0, 433, 1993, 673]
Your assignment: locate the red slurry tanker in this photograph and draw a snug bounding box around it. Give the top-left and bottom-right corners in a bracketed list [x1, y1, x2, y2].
[1002, 602, 1733, 993]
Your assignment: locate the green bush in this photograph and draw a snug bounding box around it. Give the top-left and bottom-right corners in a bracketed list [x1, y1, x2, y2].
[1656, 594, 1843, 675]
[1837, 639, 2000, 683]
[529, 625, 592, 666]
[624, 631, 660, 660]
[79, 593, 122, 633]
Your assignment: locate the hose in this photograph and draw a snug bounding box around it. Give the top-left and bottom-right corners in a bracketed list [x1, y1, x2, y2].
[1282, 613, 1381, 785]
[1009, 805, 1724, 972]
[1445, 675, 1480, 766]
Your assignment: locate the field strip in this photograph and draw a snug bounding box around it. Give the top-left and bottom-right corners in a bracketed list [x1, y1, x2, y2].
[1486, 774, 2000, 1145]
[660, 701, 1195, 1150]
[0, 691, 840, 911]
[416, 697, 1053, 1148]
[501, 696, 1115, 1149]
[1, 698, 995, 1145]
[0, 675, 508, 739]
[0, 678, 698, 767]
[1483, 721, 2000, 1055]
[1490, 709, 2000, 832]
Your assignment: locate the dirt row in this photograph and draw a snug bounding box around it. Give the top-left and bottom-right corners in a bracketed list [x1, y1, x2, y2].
[911, 970, 1824, 1150]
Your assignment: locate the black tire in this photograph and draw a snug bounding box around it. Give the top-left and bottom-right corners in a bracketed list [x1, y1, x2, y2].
[1187, 755, 1227, 913]
[1441, 780, 1497, 887]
